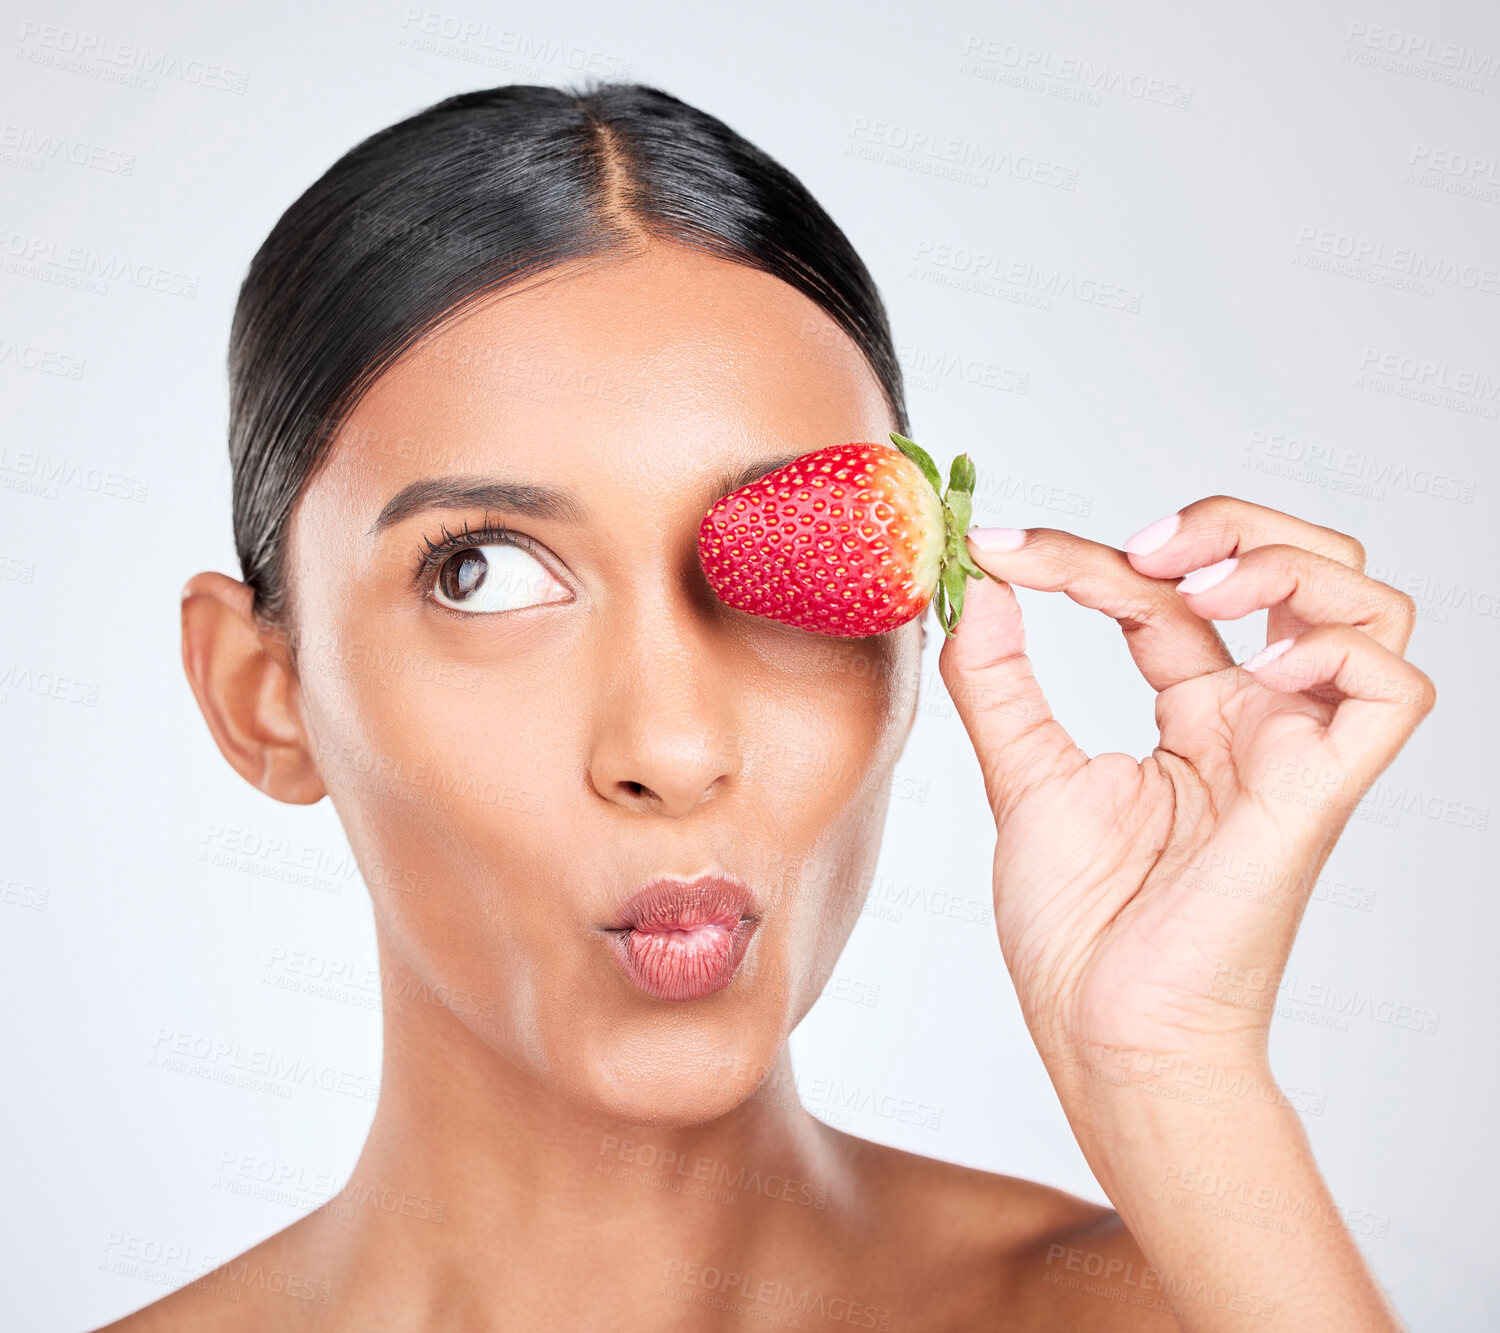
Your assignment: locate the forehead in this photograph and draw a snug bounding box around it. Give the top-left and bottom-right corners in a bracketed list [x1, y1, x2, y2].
[311, 241, 895, 513]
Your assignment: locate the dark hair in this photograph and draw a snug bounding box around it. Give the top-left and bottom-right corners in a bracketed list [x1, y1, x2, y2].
[228, 80, 910, 622]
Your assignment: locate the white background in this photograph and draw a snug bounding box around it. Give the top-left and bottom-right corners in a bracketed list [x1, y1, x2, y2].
[2, 1, 1496, 1328]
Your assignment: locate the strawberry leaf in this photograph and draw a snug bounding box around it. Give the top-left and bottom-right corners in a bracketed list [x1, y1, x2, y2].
[953, 543, 985, 579]
[943, 488, 973, 534]
[941, 560, 969, 622]
[946, 453, 976, 496]
[889, 432, 942, 496]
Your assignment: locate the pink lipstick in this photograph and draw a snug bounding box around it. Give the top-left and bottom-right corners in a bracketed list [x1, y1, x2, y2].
[604, 873, 758, 1002]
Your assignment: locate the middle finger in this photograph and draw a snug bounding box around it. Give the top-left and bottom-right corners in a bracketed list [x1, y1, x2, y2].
[965, 527, 1233, 690]
[1173, 543, 1417, 653]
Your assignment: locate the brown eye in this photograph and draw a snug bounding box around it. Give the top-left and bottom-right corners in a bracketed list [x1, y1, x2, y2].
[429, 543, 570, 614]
[439, 549, 489, 602]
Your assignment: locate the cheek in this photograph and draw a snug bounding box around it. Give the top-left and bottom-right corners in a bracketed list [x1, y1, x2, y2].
[748, 629, 919, 808]
[294, 637, 569, 963]
[739, 628, 921, 962]
[299, 649, 595, 1081]
[295, 611, 565, 818]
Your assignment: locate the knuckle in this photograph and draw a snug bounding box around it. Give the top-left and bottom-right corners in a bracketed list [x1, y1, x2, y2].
[1175, 494, 1242, 539]
[936, 643, 963, 684]
[1309, 524, 1366, 569]
[1266, 543, 1309, 581]
[1185, 493, 1238, 514]
[1410, 669, 1438, 715]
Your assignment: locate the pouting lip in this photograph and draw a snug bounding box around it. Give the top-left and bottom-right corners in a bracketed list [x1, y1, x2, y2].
[605, 913, 759, 1003]
[601, 872, 758, 934]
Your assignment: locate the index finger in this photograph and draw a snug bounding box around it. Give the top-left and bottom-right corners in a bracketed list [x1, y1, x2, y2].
[965, 526, 1232, 690]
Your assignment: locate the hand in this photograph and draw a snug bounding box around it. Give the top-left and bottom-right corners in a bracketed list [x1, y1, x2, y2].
[939, 496, 1435, 1087]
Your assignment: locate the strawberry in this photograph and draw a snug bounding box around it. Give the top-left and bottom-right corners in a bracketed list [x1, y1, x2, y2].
[697, 432, 985, 638]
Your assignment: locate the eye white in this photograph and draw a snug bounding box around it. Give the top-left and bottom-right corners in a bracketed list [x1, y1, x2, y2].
[432, 543, 569, 613]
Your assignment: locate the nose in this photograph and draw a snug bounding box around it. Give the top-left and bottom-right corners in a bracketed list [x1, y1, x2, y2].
[586, 601, 742, 818]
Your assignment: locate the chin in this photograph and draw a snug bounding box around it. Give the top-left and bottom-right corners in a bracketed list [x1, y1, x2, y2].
[565, 1018, 792, 1129]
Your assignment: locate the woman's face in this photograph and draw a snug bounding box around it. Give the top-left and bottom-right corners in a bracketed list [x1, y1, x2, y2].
[281, 240, 921, 1125]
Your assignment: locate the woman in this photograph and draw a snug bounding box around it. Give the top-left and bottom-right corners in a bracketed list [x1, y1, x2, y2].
[100, 82, 1431, 1330]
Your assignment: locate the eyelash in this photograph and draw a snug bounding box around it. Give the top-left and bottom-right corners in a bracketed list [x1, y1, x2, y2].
[410, 516, 547, 593]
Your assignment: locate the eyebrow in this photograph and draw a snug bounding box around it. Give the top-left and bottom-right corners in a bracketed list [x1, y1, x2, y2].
[369, 451, 808, 536]
[710, 451, 806, 503]
[369, 476, 587, 534]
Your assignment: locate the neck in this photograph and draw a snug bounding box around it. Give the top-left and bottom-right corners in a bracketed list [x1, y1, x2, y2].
[318, 933, 852, 1319]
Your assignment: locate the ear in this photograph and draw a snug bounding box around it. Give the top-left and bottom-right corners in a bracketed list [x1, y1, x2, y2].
[180, 572, 326, 804]
[896, 613, 928, 750]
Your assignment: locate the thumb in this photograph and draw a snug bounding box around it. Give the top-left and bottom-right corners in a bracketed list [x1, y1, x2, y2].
[937, 570, 1085, 819]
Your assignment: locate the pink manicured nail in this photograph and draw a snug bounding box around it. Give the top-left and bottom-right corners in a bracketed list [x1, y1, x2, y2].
[967, 527, 1026, 552]
[1123, 513, 1181, 555]
[1176, 557, 1237, 595]
[1242, 637, 1295, 672]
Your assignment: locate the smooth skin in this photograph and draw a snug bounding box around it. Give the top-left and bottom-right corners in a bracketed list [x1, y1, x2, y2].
[98, 239, 1429, 1331]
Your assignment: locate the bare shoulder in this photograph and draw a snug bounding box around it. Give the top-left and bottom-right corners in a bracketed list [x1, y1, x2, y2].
[86, 1211, 338, 1333]
[818, 1126, 1182, 1331]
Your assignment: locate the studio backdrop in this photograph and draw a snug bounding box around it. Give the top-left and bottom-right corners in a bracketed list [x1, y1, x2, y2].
[1, 1, 1495, 1329]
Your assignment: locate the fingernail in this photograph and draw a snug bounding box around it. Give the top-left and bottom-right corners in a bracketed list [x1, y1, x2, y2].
[1176, 557, 1237, 595]
[1242, 637, 1295, 672]
[1122, 513, 1181, 555]
[967, 526, 1026, 552]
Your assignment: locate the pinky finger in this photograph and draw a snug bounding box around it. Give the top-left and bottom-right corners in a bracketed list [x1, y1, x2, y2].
[1243, 624, 1437, 775]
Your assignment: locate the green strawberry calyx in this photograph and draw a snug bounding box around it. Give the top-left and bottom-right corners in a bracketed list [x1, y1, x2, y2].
[889, 432, 987, 639]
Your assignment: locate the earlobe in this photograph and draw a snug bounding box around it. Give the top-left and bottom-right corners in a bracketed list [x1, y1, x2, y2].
[180, 572, 326, 805]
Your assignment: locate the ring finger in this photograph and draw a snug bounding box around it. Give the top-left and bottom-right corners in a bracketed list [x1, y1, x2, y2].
[1172, 543, 1416, 653]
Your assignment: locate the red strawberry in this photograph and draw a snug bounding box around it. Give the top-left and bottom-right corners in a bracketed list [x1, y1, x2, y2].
[697, 432, 985, 638]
